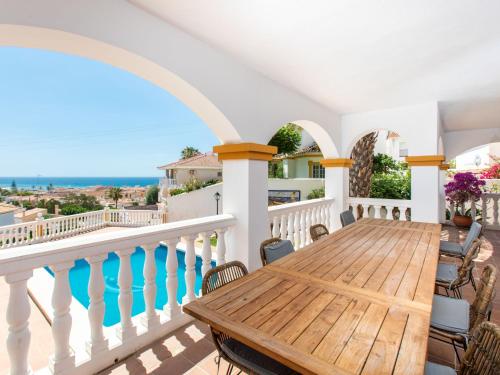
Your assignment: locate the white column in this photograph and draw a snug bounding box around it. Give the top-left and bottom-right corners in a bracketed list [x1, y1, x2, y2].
[183, 235, 197, 304]
[164, 237, 180, 319]
[141, 244, 159, 330]
[215, 228, 227, 266]
[6, 271, 33, 375]
[411, 166, 441, 223]
[116, 249, 136, 341]
[222, 158, 270, 271]
[438, 166, 448, 223]
[324, 162, 350, 230]
[49, 262, 75, 375]
[85, 254, 108, 356]
[200, 232, 212, 276]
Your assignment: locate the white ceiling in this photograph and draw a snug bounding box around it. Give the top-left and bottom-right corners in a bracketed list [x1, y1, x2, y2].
[132, 0, 500, 131]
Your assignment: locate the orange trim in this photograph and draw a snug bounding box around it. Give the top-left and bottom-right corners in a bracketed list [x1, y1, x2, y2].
[213, 143, 277, 161]
[320, 158, 354, 168]
[439, 163, 450, 171]
[405, 155, 445, 167]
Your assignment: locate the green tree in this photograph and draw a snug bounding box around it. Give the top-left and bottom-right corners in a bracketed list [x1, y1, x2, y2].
[372, 153, 403, 174]
[11, 180, 18, 194]
[107, 187, 123, 208]
[63, 193, 102, 211]
[370, 171, 411, 200]
[268, 123, 302, 155]
[181, 146, 201, 160]
[60, 204, 87, 215]
[145, 185, 159, 205]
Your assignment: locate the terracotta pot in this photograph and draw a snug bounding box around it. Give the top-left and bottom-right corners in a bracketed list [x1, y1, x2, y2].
[453, 214, 473, 228]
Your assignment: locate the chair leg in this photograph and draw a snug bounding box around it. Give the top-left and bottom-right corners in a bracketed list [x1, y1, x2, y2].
[452, 340, 461, 364]
[226, 363, 233, 375]
[470, 274, 477, 291]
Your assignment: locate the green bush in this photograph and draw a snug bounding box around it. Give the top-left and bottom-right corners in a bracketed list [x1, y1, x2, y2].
[60, 204, 87, 215]
[145, 185, 159, 205]
[184, 179, 203, 192]
[370, 171, 411, 199]
[202, 179, 220, 188]
[169, 188, 186, 196]
[372, 153, 405, 174]
[307, 187, 325, 200]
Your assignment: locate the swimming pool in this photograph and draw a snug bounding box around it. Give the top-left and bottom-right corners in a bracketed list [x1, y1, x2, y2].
[46, 245, 214, 327]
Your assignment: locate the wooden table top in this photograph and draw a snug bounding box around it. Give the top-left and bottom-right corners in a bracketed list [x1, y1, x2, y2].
[183, 219, 441, 375]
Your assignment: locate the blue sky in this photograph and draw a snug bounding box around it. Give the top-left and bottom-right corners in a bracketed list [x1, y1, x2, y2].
[0, 47, 219, 177]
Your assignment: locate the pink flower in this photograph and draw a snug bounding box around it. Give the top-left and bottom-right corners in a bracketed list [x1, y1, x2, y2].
[444, 172, 485, 206]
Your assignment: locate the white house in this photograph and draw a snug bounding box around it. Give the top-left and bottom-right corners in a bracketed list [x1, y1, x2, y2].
[0, 203, 18, 226]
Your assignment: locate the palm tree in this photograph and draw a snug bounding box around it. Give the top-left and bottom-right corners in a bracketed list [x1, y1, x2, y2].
[107, 187, 123, 208]
[181, 146, 201, 159]
[349, 132, 378, 198]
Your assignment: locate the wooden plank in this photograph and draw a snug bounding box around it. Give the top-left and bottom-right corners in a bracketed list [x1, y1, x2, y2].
[360, 308, 409, 375]
[292, 295, 352, 351]
[275, 291, 337, 344]
[335, 304, 389, 373]
[413, 232, 440, 305]
[183, 300, 351, 375]
[313, 299, 370, 363]
[392, 313, 430, 375]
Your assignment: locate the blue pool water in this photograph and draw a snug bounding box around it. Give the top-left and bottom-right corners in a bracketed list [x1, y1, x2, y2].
[46, 246, 214, 327]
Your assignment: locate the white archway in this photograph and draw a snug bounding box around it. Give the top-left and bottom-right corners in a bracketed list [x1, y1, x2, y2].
[0, 24, 241, 143]
[292, 120, 340, 158]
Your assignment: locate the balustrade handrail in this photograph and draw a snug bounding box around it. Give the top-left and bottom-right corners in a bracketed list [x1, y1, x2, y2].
[0, 214, 235, 276]
[268, 197, 334, 215]
[347, 197, 412, 207]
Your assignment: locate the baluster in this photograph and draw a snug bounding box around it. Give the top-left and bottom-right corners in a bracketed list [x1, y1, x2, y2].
[85, 254, 108, 356]
[300, 209, 306, 248]
[201, 232, 212, 276]
[216, 228, 227, 265]
[6, 271, 33, 375]
[374, 205, 382, 219]
[280, 214, 287, 240]
[386, 206, 394, 220]
[272, 216, 280, 238]
[482, 196, 488, 227]
[362, 204, 370, 218]
[183, 235, 197, 304]
[116, 249, 136, 341]
[287, 213, 294, 242]
[141, 244, 159, 329]
[293, 210, 300, 249]
[317, 206, 322, 224]
[305, 209, 311, 245]
[493, 195, 499, 227]
[165, 237, 180, 319]
[49, 262, 75, 374]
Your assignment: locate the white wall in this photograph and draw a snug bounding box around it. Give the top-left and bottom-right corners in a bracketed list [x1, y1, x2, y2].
[174, 169, 221, 186]
[166, 179, 324, 222]
[0, 1, 341, 156]
[444, 128, 500, 160]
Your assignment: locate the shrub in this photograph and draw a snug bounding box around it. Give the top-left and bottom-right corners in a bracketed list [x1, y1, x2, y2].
[60, 204, 87, 215]
[184, 178, 203, 192]
[307, 187, 325, 200]
[169, 188, 186, 196]
[372, 153, 405, 174]
[202, 179, 220, 188]
[145, 185, 159, 205]
[370, 171, 411, 200]
[444, 172, 485, 215]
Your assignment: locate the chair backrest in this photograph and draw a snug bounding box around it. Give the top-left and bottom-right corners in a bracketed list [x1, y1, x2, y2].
[462, 222, 482, 255]
[470, 264, 497, 330]
[260, 238, 295, 266]
[202, 261, 249, 296]
[310, 224, 329, 242]
[460, 321, 500, 375]
[340, 210, 356, 227]
[453, 239, 481, 288]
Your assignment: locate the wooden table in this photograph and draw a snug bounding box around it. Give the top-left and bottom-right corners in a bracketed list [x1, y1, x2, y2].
[184, 219, 441, 374]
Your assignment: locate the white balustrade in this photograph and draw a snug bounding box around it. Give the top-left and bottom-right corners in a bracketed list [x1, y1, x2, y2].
[0, 214, 235, 375]
[268, 198, 335, 250]
[49, 262, 75, 374]
[347, 198, 412, 222]
[444, 192, 500, 230]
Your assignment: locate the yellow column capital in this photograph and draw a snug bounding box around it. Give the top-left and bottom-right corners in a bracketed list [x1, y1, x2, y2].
[405, 155, 445, 167]
[213, 143, 277, 161]
[320, 158, 354, 168]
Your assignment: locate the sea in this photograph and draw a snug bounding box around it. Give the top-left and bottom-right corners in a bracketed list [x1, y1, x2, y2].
[0, 177, 161, 189]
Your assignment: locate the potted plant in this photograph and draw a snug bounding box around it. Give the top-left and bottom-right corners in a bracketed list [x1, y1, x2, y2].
[444, 172, 485, 228]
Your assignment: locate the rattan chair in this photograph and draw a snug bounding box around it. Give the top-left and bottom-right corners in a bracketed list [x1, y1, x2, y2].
[260, 238, 295, 267]
[435, 239, 481, 298]
[440, 222, 482, 261]
[425, 321, 500, 375]
[202, 261, 299, 375]
[310, 224, 329, 242]
[429, 264, 497, 361]
[340, 210, 355, 227]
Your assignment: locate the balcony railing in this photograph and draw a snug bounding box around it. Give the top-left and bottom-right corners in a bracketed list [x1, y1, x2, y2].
[445, 192, 500, 230]
[347, 197, 412, 221]
[268, 198, 334, 249]
[0, 208, 166, 249]
[0, 214, 235, 375]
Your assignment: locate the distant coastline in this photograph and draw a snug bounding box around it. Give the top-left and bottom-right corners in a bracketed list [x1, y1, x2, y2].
[0, 177, 161, 189]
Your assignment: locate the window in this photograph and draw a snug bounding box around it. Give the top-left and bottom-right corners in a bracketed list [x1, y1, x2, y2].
[311, 162, 325, 178]
[217, 171, 222, 177]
